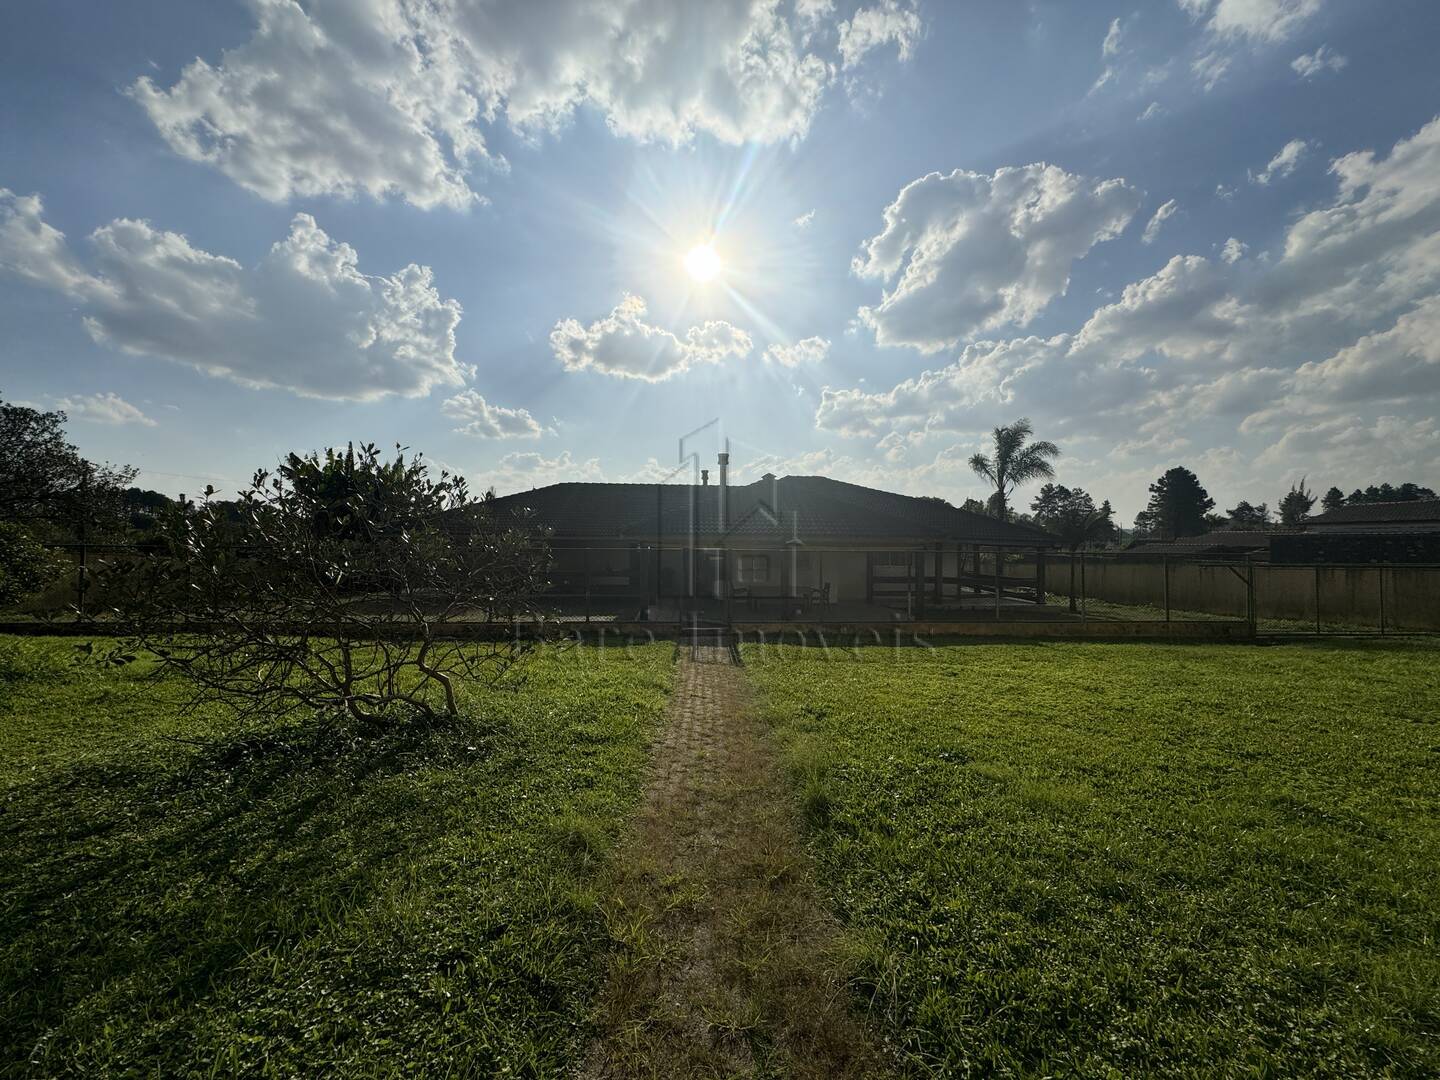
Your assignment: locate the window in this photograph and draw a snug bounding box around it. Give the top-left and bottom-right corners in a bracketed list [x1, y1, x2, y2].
[736, 554, 770, 583]
[874, 551, 915, 567]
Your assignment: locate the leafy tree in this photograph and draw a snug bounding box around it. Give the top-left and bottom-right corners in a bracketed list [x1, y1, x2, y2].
[1278, 478, 1316, 526]
[1345, 482, 1437, 504]
[110, 444, 550, 724]
[0, 397, 136, 535]
[1226, 500, 1271, 530]
[1136, 467, 1215, 539]
[0, 523, 64, 608]
[1321, 486, 1346, 514]
[1031, 484, 1116, 612]
[967, 418, 1059, 522]
[959, 497, 988, 515]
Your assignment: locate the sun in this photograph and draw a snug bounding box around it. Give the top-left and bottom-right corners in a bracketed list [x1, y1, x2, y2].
[684, 243, 722, 283]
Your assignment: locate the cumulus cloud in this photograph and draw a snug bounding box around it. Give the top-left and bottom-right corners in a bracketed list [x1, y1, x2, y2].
[52, 392, 157, 427]
[764, 336, 830, 367]
[816, 116, 1440, 500]
[1251, 137, 1311, 184]
[441, 389, 543, 439]
[0, 190, 470, 400]
[853, 163, 1141, 352]
[1138, 101, 1166, 122]
[1291, 44, 1348, 78]
[549, 294, 752, 381]
[1142, 199, 1179, 244]
[837, 1, 922, 69]
[131, 0, 920, 208]
[793, 209, 816, 228]
[479, 449, 604, 494]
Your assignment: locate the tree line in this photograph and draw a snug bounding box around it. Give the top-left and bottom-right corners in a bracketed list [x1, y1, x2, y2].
[963, 418, 1435, 544]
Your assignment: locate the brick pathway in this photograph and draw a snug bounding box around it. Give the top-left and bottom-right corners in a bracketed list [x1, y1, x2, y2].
[582, 649, 882, 1078]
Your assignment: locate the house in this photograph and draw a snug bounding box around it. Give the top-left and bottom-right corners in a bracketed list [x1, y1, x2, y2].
[1121, 530, 1278, 560]
[485, 457, 1058, 619]
[1271, 499, 1440, 563]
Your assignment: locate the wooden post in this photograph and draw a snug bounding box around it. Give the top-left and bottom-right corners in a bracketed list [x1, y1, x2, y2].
[584, 546, 592, 624]
[993, 546, 1002, 617]
[1079, 550, 1087, 623]
[915, 549, 925, 619]
[932, 543, 942, 601]
[1163, 556, 1171, 623]
[1378, 564, 1387, 635]
[1314, 563, 1322, 634]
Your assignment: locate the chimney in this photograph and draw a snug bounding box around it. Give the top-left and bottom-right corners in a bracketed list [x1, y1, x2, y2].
[701, 469, 709, 486]
[718, 449, 730, 531]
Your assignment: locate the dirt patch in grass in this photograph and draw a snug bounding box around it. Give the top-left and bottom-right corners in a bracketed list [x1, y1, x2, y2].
[583, 646, 884, 1077]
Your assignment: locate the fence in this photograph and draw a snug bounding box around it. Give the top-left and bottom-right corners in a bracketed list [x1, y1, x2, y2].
[12, 542, 1440, 635]
[1052, 554, 1440, 634]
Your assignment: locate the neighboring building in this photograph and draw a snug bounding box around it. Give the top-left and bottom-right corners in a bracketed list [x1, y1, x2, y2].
[1271, 499, 1440, 563]
[1302, 499, 1440, 532]
[1121, 530, 1277, 560]
[485, 464, 1057, 616]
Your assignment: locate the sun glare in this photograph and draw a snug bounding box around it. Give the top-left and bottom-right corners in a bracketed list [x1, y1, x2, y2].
[684, 243, 722, 283]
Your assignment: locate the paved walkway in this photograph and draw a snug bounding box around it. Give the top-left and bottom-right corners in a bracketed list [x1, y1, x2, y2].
[582, 647, 882, 1078]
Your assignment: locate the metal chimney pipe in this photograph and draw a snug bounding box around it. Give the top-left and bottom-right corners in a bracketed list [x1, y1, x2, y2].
[718, 450, 729, 531]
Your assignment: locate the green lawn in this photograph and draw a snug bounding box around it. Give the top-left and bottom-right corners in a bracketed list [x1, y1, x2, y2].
[0, 636, 672, 1077]
[745, 640, 1440, 1077]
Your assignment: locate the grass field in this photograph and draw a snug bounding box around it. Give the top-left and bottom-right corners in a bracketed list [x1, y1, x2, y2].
[746, 639, 1440, 1077]
[0, 636, 672, 1076]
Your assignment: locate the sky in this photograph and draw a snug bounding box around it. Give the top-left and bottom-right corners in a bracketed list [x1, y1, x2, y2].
[2, 0, 1439, 520]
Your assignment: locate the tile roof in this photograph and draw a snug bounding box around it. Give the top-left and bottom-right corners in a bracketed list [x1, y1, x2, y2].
[1307, 499, 1440, 526]
[485, 475, 1057, 547]
[1122, 530, 1275, 557]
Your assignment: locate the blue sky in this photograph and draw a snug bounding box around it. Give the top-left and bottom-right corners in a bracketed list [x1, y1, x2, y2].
[3, 0, 1439, 518]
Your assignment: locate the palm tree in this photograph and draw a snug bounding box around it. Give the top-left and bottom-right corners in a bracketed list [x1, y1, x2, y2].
[968, 418, 1060, 521]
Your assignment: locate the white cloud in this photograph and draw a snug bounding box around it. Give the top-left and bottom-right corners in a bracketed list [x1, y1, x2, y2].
[764, 336, 830, 367]
[549, 294, 752, 381]
[52, 392, 157, 427]
[837, 1, 922, 69]
[479, 449, 604, 494]
[0, 190, 93, 293]
[853, 163, 1141, 352]
[131, 0, 922, 208]
[1138, 101, 1166, 121]
[1183, 1, 1324, 91]
[1089, 17, 1125, 93]
[441, 389, 543, 439]
[1291, 44, 1348, 78]
[815, 116, 1440, 507]
[1142, 199, 1179, 244]
[1289, 295, 1440, 405]
[1102, 17, 1125, 58]
[793, 209, 816, 229]
[1251, 137, 1311, 184]
[0, 191, 470, 401]
[1182, 0, 1325, 43]
[1191, 50, 1231, 92]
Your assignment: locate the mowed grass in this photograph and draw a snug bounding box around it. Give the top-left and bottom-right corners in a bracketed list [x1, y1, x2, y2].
[744, 639, 1440, 1077]
[0, 636, 672, 1077]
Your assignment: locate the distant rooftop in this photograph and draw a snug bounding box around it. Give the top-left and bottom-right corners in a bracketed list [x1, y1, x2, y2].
[1308, 499, 1440, 526]
[485, 474, 1056, 547]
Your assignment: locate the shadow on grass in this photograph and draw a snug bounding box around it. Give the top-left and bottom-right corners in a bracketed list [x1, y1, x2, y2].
[0, 709, 510, 1064]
